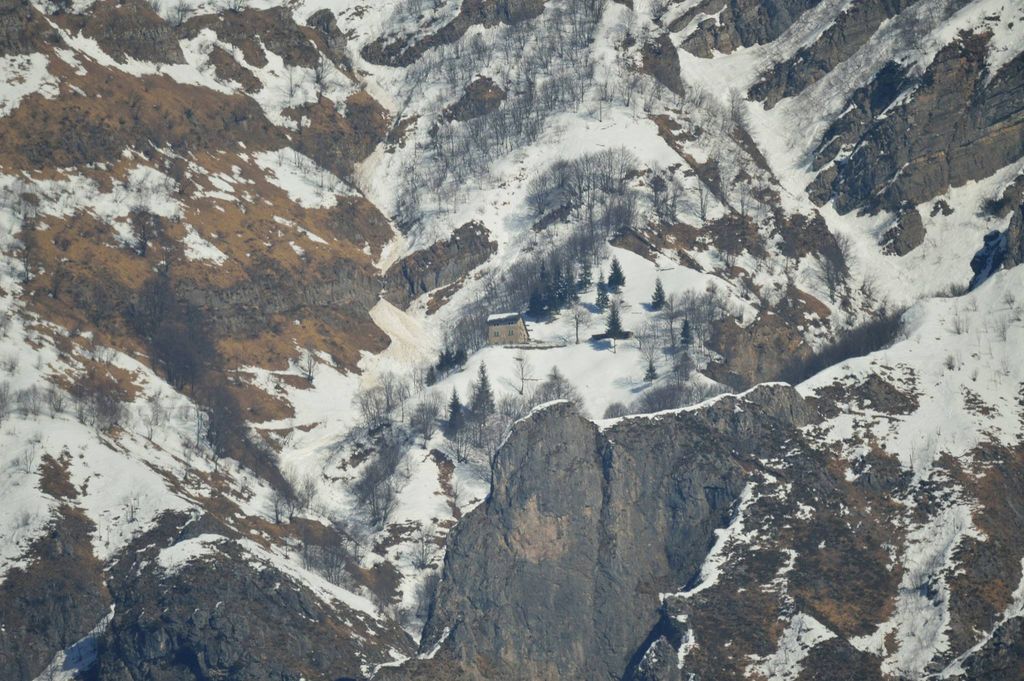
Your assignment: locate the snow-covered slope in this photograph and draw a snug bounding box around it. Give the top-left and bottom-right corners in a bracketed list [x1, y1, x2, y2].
[1, 0, 1022, 677]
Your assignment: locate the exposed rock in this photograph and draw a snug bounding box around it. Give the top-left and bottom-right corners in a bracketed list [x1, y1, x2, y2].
[175, 255, 382, 339]
[180, 7, 321, 69]
[382, 222, 496, 307]
[81, 0, 184, 64]
[207, 44, 262, 92]
[0, 66, 282, 170]
[957, 616, 1024, 679]
[0, 507, 110, 681]
[880, 204, 925, 255]
[97, 514, 415, 680]
[708, 311, 811, 388]
[809, 33, 1024, 214]
[306, 8, 350, 68]
[361, 0, 546, 67]
[380, 385, 815, 680]
[970, 203, 1024, 288]
[749, 0, 921, 108]
[675, 0, 823, 58]
[1007, 203, 1024, 268]
[641, 33, 684, 95]
[444, 77, 506, 122]
[775, 211, 835, 259]
[984, 172, 1024, 217]
[293, 91, 391, 178]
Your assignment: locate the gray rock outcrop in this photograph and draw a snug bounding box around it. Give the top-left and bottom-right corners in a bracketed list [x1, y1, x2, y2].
[97, 514, 415, 680]
[748, 0, 923, 108]
[82, 0, 185, 64]
[362, 0, 546, 67]
[674, 0, 823, 57]
[382, 222, 496, 307]
[809, 33, 1024, 214]
[970, 202, 1024, 288]
[380, 384, 814, 680]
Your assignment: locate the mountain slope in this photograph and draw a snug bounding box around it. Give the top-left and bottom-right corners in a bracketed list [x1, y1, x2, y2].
[1, 0, 1022, 678]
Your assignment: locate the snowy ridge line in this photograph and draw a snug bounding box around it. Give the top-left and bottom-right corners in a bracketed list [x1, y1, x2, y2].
[597, 381, 791, 430]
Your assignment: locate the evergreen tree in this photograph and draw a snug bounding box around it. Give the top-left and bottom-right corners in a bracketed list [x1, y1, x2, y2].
[605, 302, 624, 338]
[595, 271, 609, 310]
[425, 366, 437, 386]
[564, 264, 579, 303]
[607, 257, 626, 291]
[538, 262, 550, 306]
[552, 262, 571, 308]
[535, 366, 582, 407]
[644, 359, 657, 381]
[470, 363, 495, 420]
[651, 278, 666, 310]
[528, 289, 545, 318]
[680, 318, 693, 348]
[673, 352, 693, 383]
[446, 389, 464, 433]
[576, 264, 592, 292]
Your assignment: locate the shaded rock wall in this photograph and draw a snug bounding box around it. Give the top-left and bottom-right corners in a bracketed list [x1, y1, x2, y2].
[362, 0, 546, 67]
[675, 0, 823, 57]
[382, 222, 496, 308]
[748, 0, 922, 107]
[97, 514, 415, 681]
[380, 385, 813, 680]
[809, 33, 1024, 214]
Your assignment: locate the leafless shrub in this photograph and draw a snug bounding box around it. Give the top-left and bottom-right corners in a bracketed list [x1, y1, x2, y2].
[170, 0, 193, 26]
[410, 394, 441, 442]
[816, 233, 853, 303]
[357, 386, 388, 431]
[0, 382, 9, 423]
[144, 392, 167, 439]
[950, 305, 968, 335]
[15, 446, 37, 475]
[603, 402, 629, 418]
[448, 428, 474, 464]
[45, 385, 64, 416]
[70, 370, 125, 432]
[16, 385, 42, 417]
[299, 347, 317, 385]
[410, 525, 436, 570]
[354, 434, 405, 528]
[2, 354, 19, 374]
[293, 473, 318, 514]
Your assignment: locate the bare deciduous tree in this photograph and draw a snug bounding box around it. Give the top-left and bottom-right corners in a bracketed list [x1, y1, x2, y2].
[569, 300, 591, 343]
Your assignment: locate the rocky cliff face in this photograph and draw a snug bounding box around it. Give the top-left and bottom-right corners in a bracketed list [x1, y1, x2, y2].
[361, 0, 546, 67]
[809, 32, 1024, 214]
[674, 0, 823, 57]
[748, 0, 922, 108]
[382, 222, 496, 308]
[3, 0, 1024, 678]
[971, 202, 1024, 288]
[80, 0, 184, 64]
[380, 385, 814, 680]
[97, 514, 415, 681]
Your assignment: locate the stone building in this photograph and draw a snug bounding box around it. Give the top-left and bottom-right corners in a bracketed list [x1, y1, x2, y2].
[486, 313, 530, 346]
